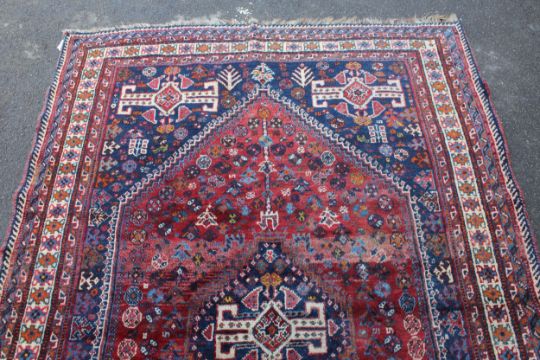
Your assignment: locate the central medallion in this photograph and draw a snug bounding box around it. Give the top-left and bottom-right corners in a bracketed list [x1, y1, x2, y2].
[341, 78, 374, 108]
[153, 82, 184, 114]
[116, 92, 416, 359]
[190, 243, 351, 359]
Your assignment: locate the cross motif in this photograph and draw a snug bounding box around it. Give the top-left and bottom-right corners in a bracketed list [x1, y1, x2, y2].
[78, 271, 99, 291]
[311, 68, 405, 118]
[213, 300, 329, 359]
[117, 77, 219, 123]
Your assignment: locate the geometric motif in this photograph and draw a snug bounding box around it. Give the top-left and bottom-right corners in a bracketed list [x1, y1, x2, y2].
[118, 75, 219, 123]
[191, 243, 351, 359]
[109, 90, 426, 359]
[312, 66, 405, 118]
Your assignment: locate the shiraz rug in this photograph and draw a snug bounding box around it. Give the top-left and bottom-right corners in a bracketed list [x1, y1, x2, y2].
[1, 20, 539, 359]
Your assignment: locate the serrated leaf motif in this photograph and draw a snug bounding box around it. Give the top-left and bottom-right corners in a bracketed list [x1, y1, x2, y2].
[292, 64, 314, 88]
[217, 65, 242, 91]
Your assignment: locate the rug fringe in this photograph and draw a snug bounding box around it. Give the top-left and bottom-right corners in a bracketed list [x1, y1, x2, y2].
[63, 13, 458, 35]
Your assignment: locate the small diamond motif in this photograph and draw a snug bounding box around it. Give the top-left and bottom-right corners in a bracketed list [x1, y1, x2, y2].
[153, 83, 184, 114]
[341, 79, 374, 108]
[252, 303, 292, 353]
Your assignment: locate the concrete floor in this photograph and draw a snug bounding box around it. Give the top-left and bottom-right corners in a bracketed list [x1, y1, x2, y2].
[0, 1, 538, 246]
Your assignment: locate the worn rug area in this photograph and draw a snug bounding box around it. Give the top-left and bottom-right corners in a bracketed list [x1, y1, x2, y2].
[1, 21, 539, 360]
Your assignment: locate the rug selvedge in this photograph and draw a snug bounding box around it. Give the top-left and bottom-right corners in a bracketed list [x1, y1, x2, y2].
[0, 23, 539, 360]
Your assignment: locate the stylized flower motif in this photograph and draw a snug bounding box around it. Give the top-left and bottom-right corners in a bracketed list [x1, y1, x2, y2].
[355, 262, 369, 280]
[130, 229, 146, 245]
[390, 233, 405, 249]
[459, 182, 475, 195]
[121, 160, 138, 173]
[478, 266, 497, 281]
[471, 230, 487, 244]
[122, 307, 143, 329]
[21, 325, 42, 343]
[291, 87, 305, 100]
[261, 272, 282, 288]
[164, 66, 180, 76]
[117, 338, 138, 360]
[453, 154, 468, 165]
[493, 325, 513, 342]
[142, 67, 157, 77]
[251, 63, 275, 85]
[379, 300, 395, 317]
[279, 78, 293, 90]
[130, 209, 147, 226]
[407, 337, 426, 359]
[30, 288, 50, 304]
[483, 286, 502, 302]
[38, 253, 57, 267]
[220, 94, 237, 109]
[35, 270, 54, 285]
[467, 214, 485, 228]
[45, 220, 63, 234]
[173, 127, 188, 140]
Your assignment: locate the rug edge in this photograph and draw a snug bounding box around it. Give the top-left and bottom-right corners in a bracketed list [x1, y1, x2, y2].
[61, 13, 459, 35]
[455, 23, 540, 284]
[0, 34, 74, 288]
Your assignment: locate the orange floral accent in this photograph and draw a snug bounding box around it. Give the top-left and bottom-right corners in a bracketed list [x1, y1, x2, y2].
[375, 40, 389, 49]
[59, 163, 75, 174]
[83, 69, 97, 78]
[164, 66, 181, 76]
[157, 124, 175, 134]
[493, 325, 513, 342]
[21, 325, 42, 343]
[350, 172, 365, 186]
[475, 247, 493, 262]
[72, 113, 87, 122]
[432, 82, 446, 91]
[437, 104, 453, 114]
[459, 182, 475, 194]
[411, 40, 425, 49]
[45, 220, 63, 234]
[341, 42, 355, 50]
[88, 49, 103, 58]
[354, 115, 372, 126]
[453, 154, 468, 165]
[66, 136, 83, 147]
[38, 253, 57, 267]
[160, 44, 176, 54]
[467, 214, 485, 228]
[30, 288, 50, 304]
[268, 42, 282, 51]
[483, 286, 502, 302]
[53, 190, 69, 201]
[447, 130, 462, 140]
[232, 43, 247, 52]
[77, 91, 93, 101]
[261, 273, 282, 288]
[124, 46, 139, 56]
[196, 44, 210, 53]
[345, 62, 362, 71]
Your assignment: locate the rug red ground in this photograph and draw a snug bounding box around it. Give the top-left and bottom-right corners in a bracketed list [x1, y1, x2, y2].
[0, 22, 539, 359]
